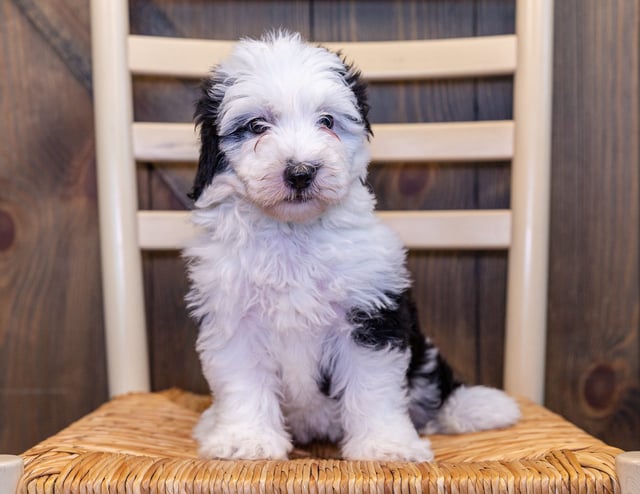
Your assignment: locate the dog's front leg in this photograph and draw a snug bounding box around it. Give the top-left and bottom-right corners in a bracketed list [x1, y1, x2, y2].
[336, 339, 434, 462]
[194, 329, 293, 460]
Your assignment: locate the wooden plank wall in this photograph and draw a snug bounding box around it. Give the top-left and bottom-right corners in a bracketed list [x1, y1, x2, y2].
[546, 0, 640, 451]
[0, 0, 108, 454]
[0, 0, 638, 454]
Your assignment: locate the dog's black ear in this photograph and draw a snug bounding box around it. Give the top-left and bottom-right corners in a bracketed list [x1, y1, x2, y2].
[340, 60, 373, 138]
[188, 75, 228, 201]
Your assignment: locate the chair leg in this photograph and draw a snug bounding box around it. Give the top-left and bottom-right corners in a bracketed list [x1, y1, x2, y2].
[616, 452, 640, 494]
[0, 455, 23, 494]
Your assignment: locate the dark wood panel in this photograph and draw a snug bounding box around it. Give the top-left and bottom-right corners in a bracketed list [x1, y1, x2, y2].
[0, 0, 107, 454]
[132, 0, 312, 39]
[546, 0, 640, 450]
[11, 0, 93, 91]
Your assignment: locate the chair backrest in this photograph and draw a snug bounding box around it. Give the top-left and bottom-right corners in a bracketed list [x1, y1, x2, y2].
[90, 0, 553, 403]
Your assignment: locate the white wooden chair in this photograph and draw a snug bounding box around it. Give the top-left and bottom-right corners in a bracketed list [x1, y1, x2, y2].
[103, 1, 548, 406]
[6, 0, 639, 492]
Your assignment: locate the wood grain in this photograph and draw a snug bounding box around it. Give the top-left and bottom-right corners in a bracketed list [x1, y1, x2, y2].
[546, 0, 640, 450]
[11, 0, 93, 91]
[0, 0, 107, 454]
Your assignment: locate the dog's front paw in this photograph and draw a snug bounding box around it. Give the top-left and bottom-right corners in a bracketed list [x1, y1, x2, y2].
[194, 406, 292, 460]
[198, 428, 293, 460]
[342, 436, 434, 462]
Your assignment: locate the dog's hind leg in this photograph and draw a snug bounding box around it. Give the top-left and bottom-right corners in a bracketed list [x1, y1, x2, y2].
[331, 336, 435, 462]
[407, 335, 521, 435]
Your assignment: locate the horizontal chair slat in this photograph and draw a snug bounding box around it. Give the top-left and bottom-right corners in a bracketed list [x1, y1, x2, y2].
[138, 210, 511, 250]
[377, 210, 511, 249]
[128, 34, 516, 80]
[132, 120, 514, 163]
[369, 121, 514, 162]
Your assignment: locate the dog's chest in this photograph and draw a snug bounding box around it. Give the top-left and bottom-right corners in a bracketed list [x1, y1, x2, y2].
[243, 222, 407, 334]
[272, 327, 325, 394]
[270, 324, 342, 430]
[245, 235, 351, 333]
[192, 213, 409, 337]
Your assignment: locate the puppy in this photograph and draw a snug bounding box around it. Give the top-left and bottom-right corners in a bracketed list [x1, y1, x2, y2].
[184, 31, 520, 462]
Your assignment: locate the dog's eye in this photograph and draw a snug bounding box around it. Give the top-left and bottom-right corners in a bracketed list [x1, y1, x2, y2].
[247, 119, 269, 135]
[318, 115, 334, 129]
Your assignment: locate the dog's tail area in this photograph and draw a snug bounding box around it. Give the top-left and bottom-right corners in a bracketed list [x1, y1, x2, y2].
[422, 384, 521, 434]
[407, 337, 521, 435]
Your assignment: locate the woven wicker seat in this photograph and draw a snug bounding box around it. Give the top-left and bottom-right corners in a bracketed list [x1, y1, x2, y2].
[21, 390, 622, 493]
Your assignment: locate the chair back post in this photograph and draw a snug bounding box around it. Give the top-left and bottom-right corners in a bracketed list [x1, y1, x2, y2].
[504, 0, 554, 403]
[90, 0, 150, 396]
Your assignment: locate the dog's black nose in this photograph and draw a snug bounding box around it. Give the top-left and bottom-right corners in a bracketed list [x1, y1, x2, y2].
[284, 162, 318, 190]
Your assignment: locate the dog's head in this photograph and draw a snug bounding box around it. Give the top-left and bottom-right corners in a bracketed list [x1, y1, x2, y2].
[190, 31, 372, 223]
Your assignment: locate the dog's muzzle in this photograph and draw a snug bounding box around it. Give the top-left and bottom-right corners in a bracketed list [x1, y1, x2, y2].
[284, 162, 319, 191]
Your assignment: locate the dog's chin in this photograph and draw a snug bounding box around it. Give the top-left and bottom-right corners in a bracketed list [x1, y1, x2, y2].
[261, 197, 331, 224]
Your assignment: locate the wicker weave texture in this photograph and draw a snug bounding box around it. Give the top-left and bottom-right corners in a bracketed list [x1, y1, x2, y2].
[20, 390, 621, 493]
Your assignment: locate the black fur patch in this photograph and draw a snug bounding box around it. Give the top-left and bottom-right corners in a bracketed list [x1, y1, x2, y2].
[341, 62, 372, 138]
[407, 334, 461, 404]
[349, 290, 461, 409]
[317, 367, 333, 397]
[188, 74, 230, 201]
[349, 291, 416, 350]
[324, 49, 372, 138]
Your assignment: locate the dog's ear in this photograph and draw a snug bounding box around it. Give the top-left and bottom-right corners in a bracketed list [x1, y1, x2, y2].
[188, 75, 228, 201]
[338, 60, 373, 138]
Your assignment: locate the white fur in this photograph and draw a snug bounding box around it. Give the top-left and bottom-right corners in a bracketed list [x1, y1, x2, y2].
[211, 32, 369, 224]
[332, 339, 434, 461]
[185, 31, 519, 462]
[421, 386, 522, 435]
[187, 178, 414, 459]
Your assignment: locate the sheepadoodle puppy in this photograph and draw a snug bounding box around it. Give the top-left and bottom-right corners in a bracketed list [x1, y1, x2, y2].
[184, 31, 520, 462]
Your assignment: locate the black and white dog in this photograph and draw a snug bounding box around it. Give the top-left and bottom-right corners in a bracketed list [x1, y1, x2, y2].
[184, 31, 519, 462]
